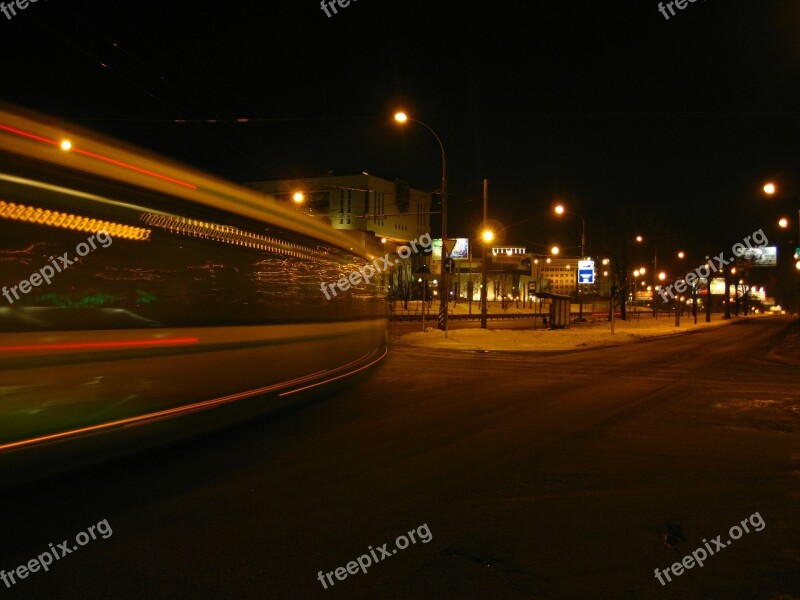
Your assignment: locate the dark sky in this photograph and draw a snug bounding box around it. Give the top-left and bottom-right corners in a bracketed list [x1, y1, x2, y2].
[2, 1, 799, 300]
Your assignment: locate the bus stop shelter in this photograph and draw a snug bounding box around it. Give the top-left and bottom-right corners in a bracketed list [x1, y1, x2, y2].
[536, 292, 572, 329]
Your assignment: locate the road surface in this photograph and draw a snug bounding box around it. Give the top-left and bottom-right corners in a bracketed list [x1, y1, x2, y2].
[1, 317, 798, 599]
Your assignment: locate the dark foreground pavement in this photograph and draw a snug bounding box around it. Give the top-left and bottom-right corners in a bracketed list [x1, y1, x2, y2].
[1, 317, 798, 599]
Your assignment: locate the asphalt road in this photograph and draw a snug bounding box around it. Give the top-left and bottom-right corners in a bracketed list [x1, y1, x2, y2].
[1, 317, 798, 599]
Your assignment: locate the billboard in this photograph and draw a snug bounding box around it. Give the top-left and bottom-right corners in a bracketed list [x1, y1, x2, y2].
[432, 238, 469, 259]
[710, 278, 727, 295]
[741, 246, 777, 266]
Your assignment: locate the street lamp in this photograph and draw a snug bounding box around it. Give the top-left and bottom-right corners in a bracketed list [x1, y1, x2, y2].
[551, 245, 560, 255]
[636, 234, 659, 318]
[292, 192, 305, 204]
[481, 228, 493, 329]
[553, 203, 587, 320]
[394, 111, 449, 332]
[762, 181, 800, 252]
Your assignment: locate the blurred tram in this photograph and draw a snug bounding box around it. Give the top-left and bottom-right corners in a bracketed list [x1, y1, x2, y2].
[0, 105, 387, 480]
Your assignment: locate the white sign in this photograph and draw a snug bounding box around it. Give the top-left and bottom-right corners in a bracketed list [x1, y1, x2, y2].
[578, 260, 595, 284]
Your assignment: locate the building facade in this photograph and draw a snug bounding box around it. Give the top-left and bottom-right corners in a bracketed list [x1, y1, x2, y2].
[246, 173, 431, 247]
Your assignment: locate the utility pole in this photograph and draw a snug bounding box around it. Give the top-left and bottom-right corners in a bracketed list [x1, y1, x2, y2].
[481, 178, 489, 329]
[652, 250, 658, 318]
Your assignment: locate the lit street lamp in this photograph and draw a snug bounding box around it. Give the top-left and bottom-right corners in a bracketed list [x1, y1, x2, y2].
[395, 111, 449, 332]
[763, 181, 800, 252]
[553, 203, 587, 320]
[481, 228, 493, 329]
[636, 235, 659, 318]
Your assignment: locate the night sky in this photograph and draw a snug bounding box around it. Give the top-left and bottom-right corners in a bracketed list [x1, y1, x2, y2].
[2, 1, 799, 301]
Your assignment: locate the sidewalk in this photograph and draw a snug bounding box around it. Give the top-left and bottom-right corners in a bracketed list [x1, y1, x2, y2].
[396, 314, 769, 352]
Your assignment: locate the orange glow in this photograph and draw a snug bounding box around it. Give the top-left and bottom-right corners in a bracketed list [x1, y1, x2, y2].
[0, 123, 197, 190]
[0, 200, 151, 240]
[72, 147, 197, 190]
[0, 337, 199, 353]
[0, 123, 59, 147]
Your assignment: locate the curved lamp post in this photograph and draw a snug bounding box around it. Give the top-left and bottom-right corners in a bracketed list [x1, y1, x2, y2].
[395, 112, 449, 333]
[553, 204, 587, 320]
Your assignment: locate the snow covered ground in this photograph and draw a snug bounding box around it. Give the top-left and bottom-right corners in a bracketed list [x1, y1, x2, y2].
[397, 314, 773, 352]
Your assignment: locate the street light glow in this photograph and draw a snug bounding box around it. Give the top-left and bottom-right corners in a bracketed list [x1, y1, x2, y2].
[779, 217, 789, 228]
[292, 192, 304, 203]
[551, 245, 560, 255]
[677, 251, 685, 259]
[763, 182, 776, 195]
[60, 140, 72, 151]
[554, 204, 565, 215]
[482, 230, 494, 243]
[658, 272, 666, 281]
[394, 112, 408, 123]
[635, 235, 643, 242]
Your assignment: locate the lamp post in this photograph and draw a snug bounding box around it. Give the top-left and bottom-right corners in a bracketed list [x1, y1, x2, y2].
[554, 204, 587, 321]
[395, 111, 449, 332]
[636, 235, 658, 318]
[763, 181, 800, 310]
[480, 179, 491, 329]
[764, 181, 800, 243]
